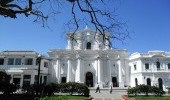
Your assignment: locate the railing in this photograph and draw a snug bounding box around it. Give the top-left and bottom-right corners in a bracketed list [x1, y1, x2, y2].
[0, 65, 38, 70]
[143, 68, 170, 72]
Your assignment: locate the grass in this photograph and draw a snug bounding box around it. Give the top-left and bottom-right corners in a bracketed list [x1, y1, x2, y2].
[0, 94, 89, 100]
[37, 95, 89, 100]
[66, 95, 89, 100]
[130, 95, 170, 100]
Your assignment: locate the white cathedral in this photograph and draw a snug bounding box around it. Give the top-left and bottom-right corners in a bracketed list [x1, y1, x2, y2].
[0, 28, 170, 92]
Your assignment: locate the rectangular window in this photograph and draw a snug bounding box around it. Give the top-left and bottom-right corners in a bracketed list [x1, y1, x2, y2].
[145, 63, 149, 70]
[23, 75, 31, 87]
[43, 76, 47, 84]
[34, 75, 38, 84]
[168, 63, 170, 70]
[15, 58, 21, 65]
[25, 58, 33, 65]
[0, 58, 4, 65]
[44, 62, 48, 67]
[8, 58, 14, 65]
[134, 64, 137, 70]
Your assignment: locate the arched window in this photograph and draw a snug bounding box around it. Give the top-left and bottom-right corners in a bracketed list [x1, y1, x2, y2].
[146, 78, 151, 86]
[158, 78, 163, 90]
[156, 61, 160, 70]
[135, 78, 138, 86]
[86, 42, 91, 49]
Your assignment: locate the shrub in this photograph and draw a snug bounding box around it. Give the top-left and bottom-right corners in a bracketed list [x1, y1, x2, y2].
[127, 86, 139, 96]
[127, 84, 165, 97]
[138, 84, 150, 96]
[59, 82, 89, 96]
[44, 83, 58, 96]
[0, 81, 17, 95]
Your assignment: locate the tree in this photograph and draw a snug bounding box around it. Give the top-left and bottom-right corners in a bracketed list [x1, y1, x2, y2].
[0, 71, 17, 95]
[0, 0, 128, 47]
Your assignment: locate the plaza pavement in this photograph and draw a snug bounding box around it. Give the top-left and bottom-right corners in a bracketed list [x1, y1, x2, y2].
[89, 87, 127, 100]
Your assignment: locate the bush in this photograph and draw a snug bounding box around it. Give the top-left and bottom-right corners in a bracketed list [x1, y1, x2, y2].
[127, 87, 139, 96]
[0, 81, 17, 95]
[22, 82, 89, 96]
[150, 86, 165, 96]
[59, 82, 89, 96]
[127, 84, 165, 96]
[138, 84, 151, 96]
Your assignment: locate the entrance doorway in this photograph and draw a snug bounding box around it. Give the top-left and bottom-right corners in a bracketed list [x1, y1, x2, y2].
[85, 72, 93, 87]
[13, 78, 20, 86]
[61, 77, 66, 83]
[112, 77, 118, 87]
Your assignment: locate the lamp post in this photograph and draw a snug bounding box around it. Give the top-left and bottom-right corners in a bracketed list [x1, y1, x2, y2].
[36, 54, 41, 95]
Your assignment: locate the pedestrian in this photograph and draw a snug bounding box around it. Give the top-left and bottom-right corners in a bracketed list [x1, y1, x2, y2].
[110, 83, 112, 94]
[95, 84, 100, 93]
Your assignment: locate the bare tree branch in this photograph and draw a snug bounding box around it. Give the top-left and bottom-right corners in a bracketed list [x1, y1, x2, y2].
[0, 0, 129, 47]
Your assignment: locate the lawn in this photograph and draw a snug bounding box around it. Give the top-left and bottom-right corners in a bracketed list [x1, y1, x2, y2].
[38, 95, 89, 100]
[66, 96, 89, 100]
[0, 95, 89, 100]
[130, 96, 170, 100]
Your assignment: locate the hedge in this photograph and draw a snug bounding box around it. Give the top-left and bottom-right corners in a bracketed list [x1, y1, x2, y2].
[127, 84, 165, 96]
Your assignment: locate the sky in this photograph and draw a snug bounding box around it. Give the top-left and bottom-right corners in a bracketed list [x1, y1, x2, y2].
[1, 0, 170, 55]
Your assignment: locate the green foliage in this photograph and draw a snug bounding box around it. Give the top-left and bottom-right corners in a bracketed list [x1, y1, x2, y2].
[137, 84, 151, 96]
[0, 71, 17, 95]
[59, 82, 89, 96]
[37, 96, 68, 100]
[23, 82, 89, 96]
[127, 84, 166, 97]
[127, 87, 139, 96]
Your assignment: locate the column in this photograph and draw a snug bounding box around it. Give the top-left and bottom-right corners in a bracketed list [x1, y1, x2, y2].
[56, 58, 61, 83]
[77, 34, 82, 49]
[76, 56, 81, 82]
[107, 58, 112, 83]
[97, 57, 101, 83]
[105, 36, 110, 50]
[10, 74, 13, 84]
[20, 74, 24, 87]
[33, 58, 36, 66]
[95, 34, 100, 50]
[118, 59, 123, 87]
[67, 58, 71, 82]
[67, 34, 72, 49]
[58, 59, 61, 83]
[95, 58, 98, 85]
[30, 74, 35, 84]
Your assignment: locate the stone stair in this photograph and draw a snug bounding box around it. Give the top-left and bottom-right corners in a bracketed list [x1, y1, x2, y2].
[89, 87, 127, 100]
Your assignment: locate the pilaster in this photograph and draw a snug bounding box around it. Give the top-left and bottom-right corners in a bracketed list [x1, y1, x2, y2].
[67, 58, 72, 82]
[107, 57, 112, 83]
[118, 57, 124, 87]
[20, 74, 23, 87]
[75, 55, 82, 82]
[30, 74, 35, 84]
[66, 33, 73, 49]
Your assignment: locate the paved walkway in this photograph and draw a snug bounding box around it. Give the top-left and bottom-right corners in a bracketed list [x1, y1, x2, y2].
[89, 88, 127, 100]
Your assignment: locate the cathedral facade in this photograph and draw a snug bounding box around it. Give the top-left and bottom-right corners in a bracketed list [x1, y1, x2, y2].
[48, 28, 129, 88]
[0, 28, 170, 92]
